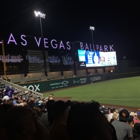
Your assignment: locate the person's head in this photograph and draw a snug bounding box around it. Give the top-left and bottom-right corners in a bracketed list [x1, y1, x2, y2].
[119, 109, 130, 122]
[2, 96, 10, 104]
[67, 101, 113, 140]
[28, 100, 35, 109]
[112, 112, 119, 120]
[5, 86, 10, 91]
[34, 101, 45, 117]
[6, 106, 36, 140]
[48, 93, 54, 100]
[53, 100, 70, 122]
[110, 108, 115, 113]
[128, 116, 134, 123]
[66, 100, 72, 107]
[23, 101, 27, 106]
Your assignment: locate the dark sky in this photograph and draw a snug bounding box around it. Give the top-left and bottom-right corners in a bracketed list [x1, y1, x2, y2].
[1, 0, 140, 60]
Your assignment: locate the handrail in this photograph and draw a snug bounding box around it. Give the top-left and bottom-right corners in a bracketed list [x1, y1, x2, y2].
[0, 78, 43, 97]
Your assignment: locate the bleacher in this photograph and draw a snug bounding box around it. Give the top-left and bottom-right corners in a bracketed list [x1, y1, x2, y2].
[0, 82, 5, 89]
[0, 78, 43, 98]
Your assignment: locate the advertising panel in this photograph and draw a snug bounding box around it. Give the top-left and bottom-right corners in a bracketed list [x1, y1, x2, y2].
[49, 79, 72, 90]
[0, 47, 25, 75]
[19, 75, 105, 92]
[73, 77, 88, 85]
[21, 81, 48, 92]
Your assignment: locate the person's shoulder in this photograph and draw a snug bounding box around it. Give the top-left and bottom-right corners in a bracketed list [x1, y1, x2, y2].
[112, 120, 118, 123]
[135, 137, 140, 140]
[111, 120, 120, 125]
[10, 89, 14, 92]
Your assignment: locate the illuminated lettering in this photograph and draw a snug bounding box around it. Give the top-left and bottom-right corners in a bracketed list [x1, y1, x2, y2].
[21, 35, 27, 46]
[7, 33, 17, 45]
[44, 38, 49, 48]
[34, 37, 41, 47]
[4, 33, 115, 52]
[99, 45, 103, 51]
[109, 45, 114, 51]
[59, 40, 65, 49]
[51, 39, 58, 49]
[96, 45, 100, 51]
[66, 42, 71, 50]
[85, 43, 89, 50]
[80, 42, 84, 50]
[104, 45, 108, 52]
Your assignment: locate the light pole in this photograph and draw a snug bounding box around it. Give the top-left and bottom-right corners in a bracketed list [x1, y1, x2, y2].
[34, 11, 47, 77]
[89, 26, 97, 74]
[89, 26, 95, 50]
[71, 41, 80, 77]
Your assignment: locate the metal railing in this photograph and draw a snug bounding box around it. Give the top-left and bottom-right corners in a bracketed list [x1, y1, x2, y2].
[0, 78, 43, 97]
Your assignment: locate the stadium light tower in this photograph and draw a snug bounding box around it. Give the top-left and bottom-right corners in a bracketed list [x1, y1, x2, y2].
[34, 11, 47, 77]
[89, 26, 95, 50]
[34, 11, 46, 38]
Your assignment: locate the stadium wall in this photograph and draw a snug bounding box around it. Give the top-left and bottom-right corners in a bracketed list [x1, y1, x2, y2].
[19, 75, 103, 92]
[18, 69, 140, 93]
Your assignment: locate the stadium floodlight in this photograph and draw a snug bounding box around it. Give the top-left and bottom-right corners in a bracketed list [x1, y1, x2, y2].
[34, 11, 46, 19]
[34, 10, 47, 77]
[89, 26, 95, 31]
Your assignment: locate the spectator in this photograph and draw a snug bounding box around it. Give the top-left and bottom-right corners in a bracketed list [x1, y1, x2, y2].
[6, 106, 49, 140]
[12, 95, 18, 105]
[46, 98, 55, 127]
[129, 116, 135, 130]
[28, 99, 35, 109]
[48, 93, 54, 100]
[112, 109, 133, 140]
[67, 101, 117, 140]
[4, 86, 14, 98]
[49, 100, 70, 140]
[110, 112, 119, 123]
[133, 112, 140, 124]
[39, 106, 50, 130]
[34, 100, 45, 118]
[0, 104, 13, 140]
[107, 108, 116, 122]
[2, 96, 10, 104]
[134, 123, 140, 140]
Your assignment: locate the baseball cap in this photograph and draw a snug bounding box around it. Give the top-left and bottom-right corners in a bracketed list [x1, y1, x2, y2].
[5, 86, 10, 89]
[2, 96, 10, 101]
[119, 109, 130, 122]
[130, 112, 135, 116]
[35, 100, 45, 108]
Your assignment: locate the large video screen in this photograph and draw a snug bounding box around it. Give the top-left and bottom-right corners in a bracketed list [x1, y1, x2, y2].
[77, 50, 117, 67]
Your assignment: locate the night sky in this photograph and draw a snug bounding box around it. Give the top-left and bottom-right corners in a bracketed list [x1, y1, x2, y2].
[1, 0, 140, 60]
